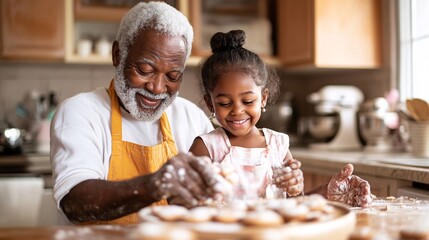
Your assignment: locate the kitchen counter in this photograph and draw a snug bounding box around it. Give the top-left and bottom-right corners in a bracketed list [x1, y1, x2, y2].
[0, 153, 50, 174]
[0, 153, 52, 188]
[291, 148, 429, 184]
[0, 225, 134, 240]
[291, 147, 429, 198]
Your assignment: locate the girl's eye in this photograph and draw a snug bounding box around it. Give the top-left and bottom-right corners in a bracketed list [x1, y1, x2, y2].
[243, 100, 255, 105]
[218, 102, 231, 107]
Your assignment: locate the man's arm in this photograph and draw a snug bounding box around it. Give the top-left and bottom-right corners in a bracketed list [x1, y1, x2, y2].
[60, 153, 229, 223]
[60, 175, 158, 223]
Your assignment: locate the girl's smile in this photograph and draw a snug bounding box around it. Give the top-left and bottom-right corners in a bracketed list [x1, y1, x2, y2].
[208, 71, 268, 139]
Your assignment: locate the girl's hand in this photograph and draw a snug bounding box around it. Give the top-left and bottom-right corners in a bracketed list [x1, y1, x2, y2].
[150, 152, 231, 208]
[327, 164, 373, 207]
[272, 159, 304, 197]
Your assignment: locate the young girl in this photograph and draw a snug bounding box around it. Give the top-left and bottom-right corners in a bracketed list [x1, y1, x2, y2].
[189, 30, 304, 200]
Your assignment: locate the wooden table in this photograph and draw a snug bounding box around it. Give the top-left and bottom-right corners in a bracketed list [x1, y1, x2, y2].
[0, 225, 135, 240]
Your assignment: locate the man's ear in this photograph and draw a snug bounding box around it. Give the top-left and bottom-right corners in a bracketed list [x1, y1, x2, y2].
[204, 94, 214, 113]
[262, 88, 270, 107]
[112, 41, 120, 67]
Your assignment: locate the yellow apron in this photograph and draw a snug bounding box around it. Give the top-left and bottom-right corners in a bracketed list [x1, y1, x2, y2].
[106, 80, 178, 224]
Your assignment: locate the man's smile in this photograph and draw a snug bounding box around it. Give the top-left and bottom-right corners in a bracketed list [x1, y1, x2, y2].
[136, 93, 162, 108]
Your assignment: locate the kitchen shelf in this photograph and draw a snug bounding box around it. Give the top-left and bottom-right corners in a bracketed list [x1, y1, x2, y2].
[73, 0, 137, 22]
[64, 0, 280, 66]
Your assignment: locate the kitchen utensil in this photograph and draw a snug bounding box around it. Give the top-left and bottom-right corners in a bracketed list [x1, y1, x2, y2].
[358, 98, 394, 152]
[408, 121, 429, 158]
[406, 98, 429, 122]
[398, 109, 414, 121]
[358, 111, 391, 152]
[307, 115, 339, 141]
[0, 121, 26, 154]
[307, 85, 364, 150]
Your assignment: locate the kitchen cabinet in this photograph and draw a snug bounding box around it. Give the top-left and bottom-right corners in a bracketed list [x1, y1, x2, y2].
[65, 0, 130, 64]
[0, 0, 65, 61]
[65, 0, 182, 64]
[186, 0, 279, 66]
[277, 0, 382, 69]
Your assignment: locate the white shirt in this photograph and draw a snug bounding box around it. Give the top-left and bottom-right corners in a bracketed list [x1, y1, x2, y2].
[50, 87, 214, 209]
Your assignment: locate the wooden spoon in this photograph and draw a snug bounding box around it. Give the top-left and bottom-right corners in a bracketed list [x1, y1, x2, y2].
[406, 99, 419, 121]
[406, 98, 429, 121]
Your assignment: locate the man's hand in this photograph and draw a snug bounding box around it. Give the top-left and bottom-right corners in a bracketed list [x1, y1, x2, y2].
[327, 164, 373, 207]
[272, 159, 304, 197]
[150, 152, 230, 208]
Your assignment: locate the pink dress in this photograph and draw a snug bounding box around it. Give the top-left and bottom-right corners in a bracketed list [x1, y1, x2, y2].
[198, 127, 290, 200]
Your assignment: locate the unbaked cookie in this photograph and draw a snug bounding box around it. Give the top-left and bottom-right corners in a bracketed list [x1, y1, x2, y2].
[183, 206, 218, 223]
[151, 205, 189, 221]
[132, 222, 195, 240]
[304, 194, 328, 211]
[279, 204, 310, 222]
[242, 210, 284, 227]
[214, 207, 247, 223]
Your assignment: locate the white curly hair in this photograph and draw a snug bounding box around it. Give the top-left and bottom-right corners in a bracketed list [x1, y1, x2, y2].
[115, 1, 193, 62]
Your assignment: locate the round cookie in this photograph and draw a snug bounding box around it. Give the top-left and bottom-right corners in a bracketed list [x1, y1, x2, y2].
[214, 207, 247, 223]
[263, 198, 298, 212]
[132, 222, 195, 240]
[242, 210, 284, 227]
[183, 206, 217, 223]
[151, 205, 189, 221]
[304, 194, 328, 211]
[279, 204, 310, 222]
[138, 207, 161, 223]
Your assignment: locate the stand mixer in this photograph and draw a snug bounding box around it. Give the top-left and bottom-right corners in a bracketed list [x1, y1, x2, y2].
[308, 85, 364, 150]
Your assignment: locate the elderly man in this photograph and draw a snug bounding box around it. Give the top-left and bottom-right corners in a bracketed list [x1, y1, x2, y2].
[51, 2, 221, 224]
[51, 1, 372, 225]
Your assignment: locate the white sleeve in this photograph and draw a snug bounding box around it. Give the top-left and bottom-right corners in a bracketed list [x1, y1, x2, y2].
[169, 97, 214, 152]
[50, 93, 109, 212]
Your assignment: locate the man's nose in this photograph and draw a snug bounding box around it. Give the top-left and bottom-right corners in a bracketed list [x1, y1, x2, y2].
[145, 74, 166, 95]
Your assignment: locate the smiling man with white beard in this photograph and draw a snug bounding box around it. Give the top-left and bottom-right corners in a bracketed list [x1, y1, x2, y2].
[50, 2, 223, 225]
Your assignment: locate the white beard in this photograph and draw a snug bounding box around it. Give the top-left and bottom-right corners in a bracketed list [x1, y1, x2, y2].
[113, 62, 177, 121]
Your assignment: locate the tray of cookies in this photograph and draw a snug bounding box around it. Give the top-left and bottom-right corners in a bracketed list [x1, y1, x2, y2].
[133, 194, 356, 240]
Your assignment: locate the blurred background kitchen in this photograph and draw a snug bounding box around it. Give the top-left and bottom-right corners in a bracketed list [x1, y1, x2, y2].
[1, 0, 429, 227]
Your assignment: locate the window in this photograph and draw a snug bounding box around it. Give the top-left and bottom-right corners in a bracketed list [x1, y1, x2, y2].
[398, 0, 429, 102]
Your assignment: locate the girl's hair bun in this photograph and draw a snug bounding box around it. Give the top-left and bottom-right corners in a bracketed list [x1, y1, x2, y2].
[210, 30, 246, 53]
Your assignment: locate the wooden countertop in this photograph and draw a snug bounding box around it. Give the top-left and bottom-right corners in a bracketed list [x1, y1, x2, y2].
[0, 225, 135, 240]
[0, 153, 51, 174]
[291, 148, 429, 184]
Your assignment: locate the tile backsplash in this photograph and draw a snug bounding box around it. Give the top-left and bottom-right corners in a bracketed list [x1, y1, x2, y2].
[0, 62, 206, 126]
[0, 62, 392, 133]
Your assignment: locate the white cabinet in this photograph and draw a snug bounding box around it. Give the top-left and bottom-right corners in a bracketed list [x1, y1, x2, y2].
[38, 188, 63, 226]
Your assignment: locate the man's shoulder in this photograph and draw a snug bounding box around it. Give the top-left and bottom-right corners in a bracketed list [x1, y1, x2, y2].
[62, 87, 108, 107]
[169, 96, 206, 114]
[57, 87, 110, 117]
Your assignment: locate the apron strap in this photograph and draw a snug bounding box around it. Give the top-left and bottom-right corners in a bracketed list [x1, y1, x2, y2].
[108, 80, 124, 176]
